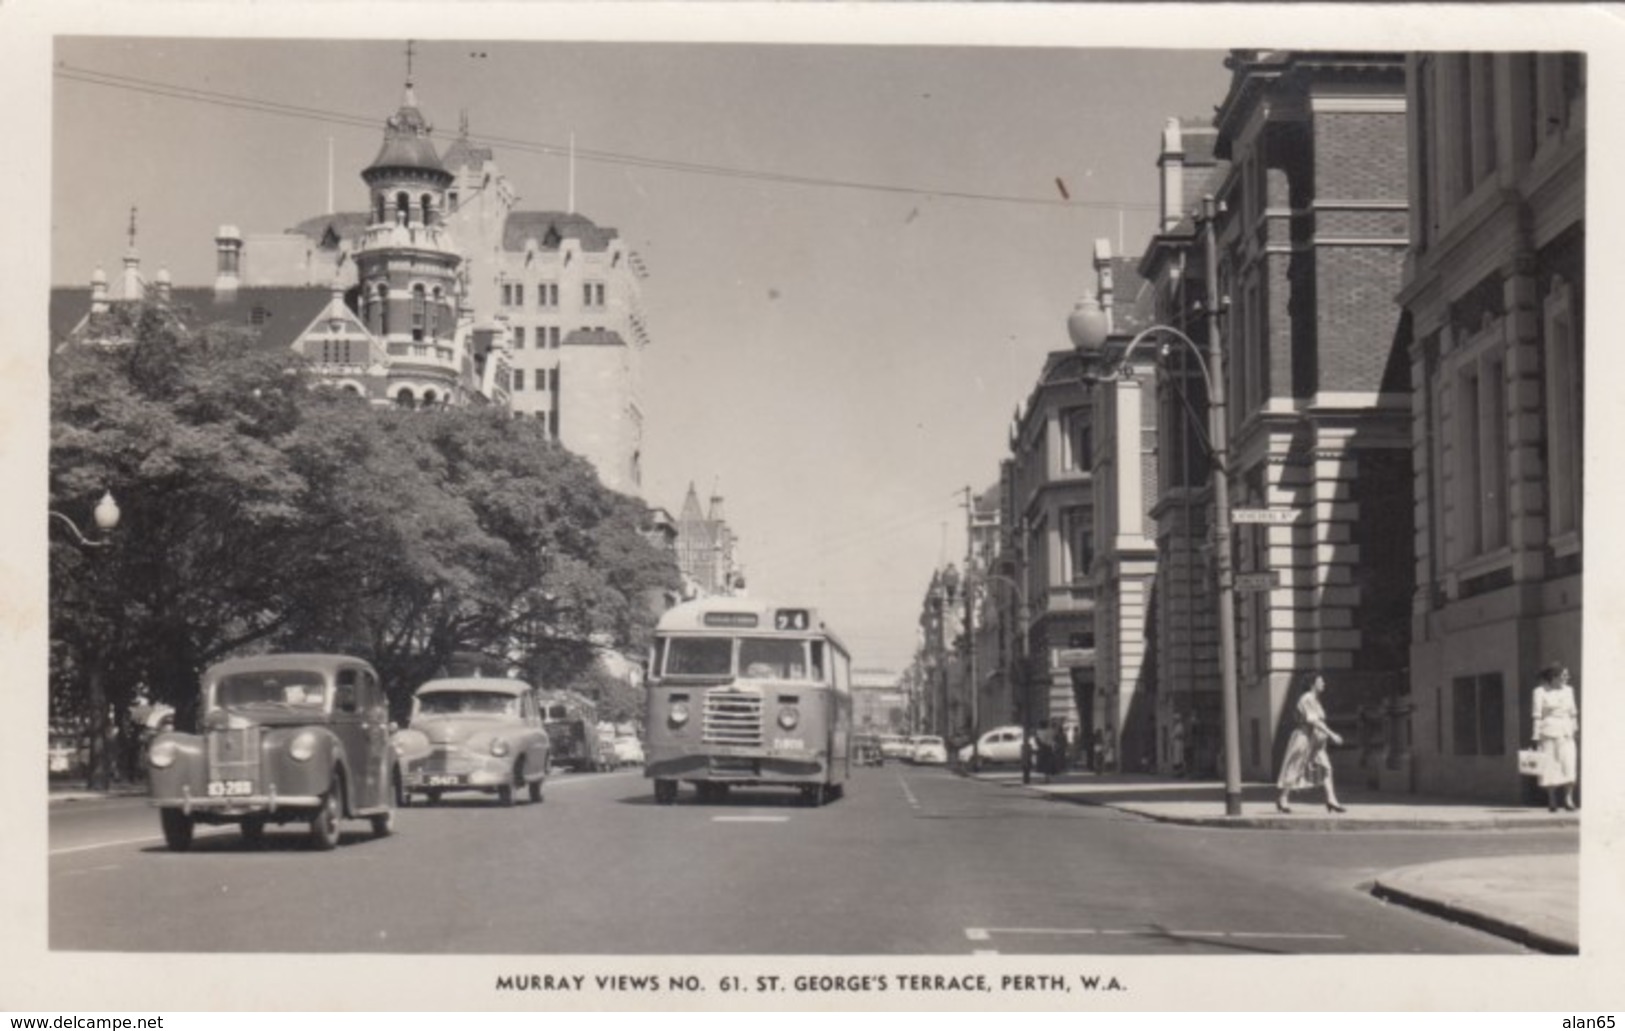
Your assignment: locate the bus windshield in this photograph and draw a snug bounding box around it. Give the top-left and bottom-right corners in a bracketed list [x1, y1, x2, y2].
[740, 638, 819, 681]
[663, 637, 733, 677]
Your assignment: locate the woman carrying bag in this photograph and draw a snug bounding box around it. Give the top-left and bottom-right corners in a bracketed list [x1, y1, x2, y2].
[1531, 662, 1580, 812]
[1275, 671, 1346, 814]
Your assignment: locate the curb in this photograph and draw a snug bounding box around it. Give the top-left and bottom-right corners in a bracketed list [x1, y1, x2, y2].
[1369, 878, 1579, 955]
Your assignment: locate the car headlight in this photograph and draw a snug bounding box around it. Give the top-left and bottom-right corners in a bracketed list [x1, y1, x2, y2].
[148, 740, 178, 769]
[490, 739, 511, 758]
[777, 706, 800, 730]
[669, 702, 690, 727]
[289, 730, 318, 762]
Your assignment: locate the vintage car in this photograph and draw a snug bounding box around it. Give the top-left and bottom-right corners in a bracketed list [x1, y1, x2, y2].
[611, 733, 645, 767]
[391, 678, 550, 806]
[147, 654, 400, 851]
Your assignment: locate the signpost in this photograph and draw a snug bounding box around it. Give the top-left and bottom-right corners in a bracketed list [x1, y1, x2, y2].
[1234, 571, 1281, 592]
[1231, 508, 1301, 525]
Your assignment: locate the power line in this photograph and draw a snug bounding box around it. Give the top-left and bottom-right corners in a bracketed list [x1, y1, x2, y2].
[55, 62, 1158, 214]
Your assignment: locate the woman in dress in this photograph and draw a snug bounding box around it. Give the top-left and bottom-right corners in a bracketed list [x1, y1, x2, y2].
[1275, 671, 1346, 814]
[1532, 662, 1580, 811]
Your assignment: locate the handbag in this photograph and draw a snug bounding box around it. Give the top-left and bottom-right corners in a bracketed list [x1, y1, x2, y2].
[1517, 748, 1547, 777]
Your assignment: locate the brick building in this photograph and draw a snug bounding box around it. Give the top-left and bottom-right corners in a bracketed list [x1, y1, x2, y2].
[1396, 53, 1585, 801]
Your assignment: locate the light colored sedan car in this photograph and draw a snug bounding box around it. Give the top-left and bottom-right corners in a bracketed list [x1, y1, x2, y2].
[393, 679, 550, 806]
[911, 735, 949, 765]
[957, 725, 1029, 770]
[612, 735, 645, 766]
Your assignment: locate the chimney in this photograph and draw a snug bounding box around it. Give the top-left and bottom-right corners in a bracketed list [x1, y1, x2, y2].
[214, 225, 243, 302]
[1158, 118, 1185, 233]
[1093, 238, 1116, 333]
[90, 266, 109, 315]
[153, 266, 172, 304]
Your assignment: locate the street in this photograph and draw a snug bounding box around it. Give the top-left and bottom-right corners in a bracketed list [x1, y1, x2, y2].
[49, 764, 1569, 954]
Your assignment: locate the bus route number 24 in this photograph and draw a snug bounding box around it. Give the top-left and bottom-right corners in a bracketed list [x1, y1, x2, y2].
[774, 609, 810, 630]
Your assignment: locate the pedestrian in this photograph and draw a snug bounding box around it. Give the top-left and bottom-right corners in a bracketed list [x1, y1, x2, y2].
[1034, 725, 1055, 784]
[1531, 662, 1580, 812]
[1275, 671, 1346, 814]
[1090, 728, 1104, 773]
[1170, 712, 1187, 778]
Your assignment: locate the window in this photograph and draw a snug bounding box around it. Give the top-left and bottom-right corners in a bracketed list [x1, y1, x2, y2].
[1482, 355, 1507, 552]
[395, 192, 410, 226]
[514, 326, 526, 349]
[1451, 673, 1506, 756]
[514, 283, 525, 307]
[1060, 506, 1091, 581]
[376, 284, 390, 337]
[411, 285, 426, 341]
[513, 369, 525, 391]
[1545, 277, 1582, 540]
[1456, 363, 1483, 558]
[663, 637, 733, 677]
[584, 281, 605, 308]
[1060, 408, 1090, 472]
[539, 282, 558, 308]
[502, 283, 514, 307]
[431, 287, 443, 338]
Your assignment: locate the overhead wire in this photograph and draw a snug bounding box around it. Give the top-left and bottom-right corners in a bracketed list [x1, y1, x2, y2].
[56, 62, 1158, 213]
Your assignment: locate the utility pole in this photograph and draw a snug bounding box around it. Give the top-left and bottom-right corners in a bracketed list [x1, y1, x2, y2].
[962, 487, 979, 749]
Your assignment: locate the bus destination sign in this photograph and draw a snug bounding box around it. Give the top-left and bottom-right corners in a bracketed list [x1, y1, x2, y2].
[703, 612, 760, 628]
[774, 609, 811, 631]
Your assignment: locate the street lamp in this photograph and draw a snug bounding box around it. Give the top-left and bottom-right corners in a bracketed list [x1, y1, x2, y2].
[1067, 194, 1244, 817]
[49, 491, 121, 547]
[49, 489, 122, 790]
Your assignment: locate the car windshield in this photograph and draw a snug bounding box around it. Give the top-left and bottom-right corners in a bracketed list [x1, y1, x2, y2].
[917, 736, 944, 746]
[214, 670, 328, 710]
[416, 691, 520, 717]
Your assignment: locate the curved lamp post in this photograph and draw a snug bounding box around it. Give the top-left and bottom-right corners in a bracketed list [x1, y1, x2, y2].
[50, 490, 121, 790]
[1066, 194, 1244, 817]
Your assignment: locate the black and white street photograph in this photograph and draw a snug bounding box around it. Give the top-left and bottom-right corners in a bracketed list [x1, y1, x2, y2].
[6, 0, 1623, 1016]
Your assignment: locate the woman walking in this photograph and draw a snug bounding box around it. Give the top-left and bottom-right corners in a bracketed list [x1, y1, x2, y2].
[1276, 671, 1346, 814]
[1532, 662, 1580, 811]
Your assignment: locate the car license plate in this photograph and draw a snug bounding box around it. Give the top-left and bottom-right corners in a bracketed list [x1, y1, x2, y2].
[207, 779, 253, 798]
[425, 774, 464, 787]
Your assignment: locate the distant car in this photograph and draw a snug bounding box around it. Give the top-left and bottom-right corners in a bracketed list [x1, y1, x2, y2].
[392, 678, 550, 806]
[911, 735, 949, 765]
[852, 736, 885, 767]
[878, 735, 913, 761]
[147, 653, 400, 850]
[611, 735, 645, 766]
[957, 726, 1029, 770]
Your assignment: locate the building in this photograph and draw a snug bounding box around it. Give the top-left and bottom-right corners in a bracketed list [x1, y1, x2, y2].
[1396, 53, 1585, 801]
[1069, 241, 1161, 772]
[52, 78, 649, 497]
[1207, 50, 1414, 784]
[1137, 117, 1228, 778]
[852, 669, 908, 734]
[674, 482, 743, 598]
[1007, 346, 1096, 742]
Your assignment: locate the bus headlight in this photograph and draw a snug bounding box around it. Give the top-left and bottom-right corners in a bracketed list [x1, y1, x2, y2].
[290, 731, 318, 762]
[148, 740, 178, 769]
[669, 702, 690, 727]
[777, 706, 800, 730]
[490, 738, 511, 758]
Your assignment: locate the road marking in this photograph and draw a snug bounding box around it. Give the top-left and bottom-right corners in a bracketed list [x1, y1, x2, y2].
[55, 863, 122, 877]
[50, 829, 225, 856]
[970, 927, 1346, 942]
[971, 950, 1000, 956]
[712, 815, 789, 823]
[897, 775, 920, 809]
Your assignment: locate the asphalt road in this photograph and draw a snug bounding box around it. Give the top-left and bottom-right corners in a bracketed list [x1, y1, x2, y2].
[49, 764, 1569, 954]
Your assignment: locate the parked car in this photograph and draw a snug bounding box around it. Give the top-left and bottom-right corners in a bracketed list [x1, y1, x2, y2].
[878, 734, 913, 761]
[392, 678, 550, 806]
[911, 735, 949, 765]
[147, 654, 400, 851]
[611, 734, 645, 767]
[852, 735, 885, 767]
[957, 725, 1029, 770]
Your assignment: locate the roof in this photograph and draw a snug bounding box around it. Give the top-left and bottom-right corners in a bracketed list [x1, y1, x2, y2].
[203, 653, 374, 676]
[49, 285, 334, 353]
[503, 211, 619, 253]
[287, 212, 370, 247]
[442, 134, 494, 172]
[1107, 256, 1155, 338]
[562, 328, 626, 348]
[414, 678, 532, 696]
[364, 87, 450, 178]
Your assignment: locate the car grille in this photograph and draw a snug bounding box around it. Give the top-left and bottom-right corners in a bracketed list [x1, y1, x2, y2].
[419, 747, 473, 774]
[703, 688, 762, 746]
[206, 726, 261, 784]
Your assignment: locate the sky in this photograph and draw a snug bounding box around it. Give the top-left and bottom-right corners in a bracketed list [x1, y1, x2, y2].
[51, 33, 1226, 672]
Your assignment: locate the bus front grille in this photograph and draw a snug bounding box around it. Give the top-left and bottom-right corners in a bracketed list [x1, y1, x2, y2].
[703, 689, 762, 746]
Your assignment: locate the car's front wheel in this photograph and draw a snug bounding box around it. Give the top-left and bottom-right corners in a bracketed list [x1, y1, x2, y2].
[653, 779, 678, 805]
[160, 809, 194, 851]
[308, 785, 341, 851]
[369, 807, 393, 838]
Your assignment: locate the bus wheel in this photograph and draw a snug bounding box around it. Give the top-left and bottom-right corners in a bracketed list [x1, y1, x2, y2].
[654, 779, 678, 805]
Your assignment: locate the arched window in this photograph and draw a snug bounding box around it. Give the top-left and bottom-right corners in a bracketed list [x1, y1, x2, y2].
[374, 193, 386, 224]
[395, 192, 410, 226]
[431, 287, 444, 338]
[411, 285, 426, 341]
[377, 283, 390, 337]
[422, 389, 438, 407]
[343, 384, 361, 397]
[421, 194, 433, 225]
[396, 388, 415, 408]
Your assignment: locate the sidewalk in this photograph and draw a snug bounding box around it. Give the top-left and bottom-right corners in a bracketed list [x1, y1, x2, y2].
[970, 768, 1580, 954]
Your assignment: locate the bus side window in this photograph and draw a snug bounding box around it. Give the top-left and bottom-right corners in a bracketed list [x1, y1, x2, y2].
[809, 641, 825, 682]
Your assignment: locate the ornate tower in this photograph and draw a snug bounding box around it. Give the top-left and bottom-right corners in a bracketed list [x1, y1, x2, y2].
[353, 79, 466, 407]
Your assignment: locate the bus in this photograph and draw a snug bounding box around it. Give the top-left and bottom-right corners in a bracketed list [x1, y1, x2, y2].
[644, 597, 852, 806]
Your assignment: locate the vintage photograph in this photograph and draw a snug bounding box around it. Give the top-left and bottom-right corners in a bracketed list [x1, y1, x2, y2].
[7, 1, 1622, 1014]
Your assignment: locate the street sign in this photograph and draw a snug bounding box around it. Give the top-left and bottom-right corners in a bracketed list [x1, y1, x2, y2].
[1234, 571, 1281, 591]
[1231, 508, 1301, 525]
